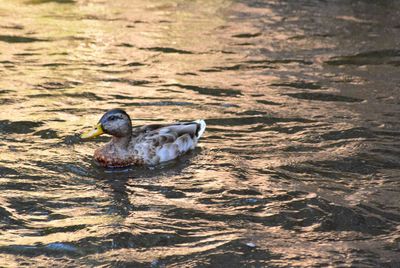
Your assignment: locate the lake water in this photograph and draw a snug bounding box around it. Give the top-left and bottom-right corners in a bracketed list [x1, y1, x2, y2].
[0, 0, 399, 267]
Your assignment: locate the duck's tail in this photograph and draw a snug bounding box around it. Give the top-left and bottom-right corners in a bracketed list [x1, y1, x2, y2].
[195, 119, 206, 139]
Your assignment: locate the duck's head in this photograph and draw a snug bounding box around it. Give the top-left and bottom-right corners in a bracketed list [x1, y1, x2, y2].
[81, 109, 132, 139]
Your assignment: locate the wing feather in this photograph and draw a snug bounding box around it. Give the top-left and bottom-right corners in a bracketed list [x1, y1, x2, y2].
[132, 120, 206, 164]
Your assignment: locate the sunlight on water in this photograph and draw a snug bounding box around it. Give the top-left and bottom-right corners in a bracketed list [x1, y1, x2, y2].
[0, 0, 400, 267]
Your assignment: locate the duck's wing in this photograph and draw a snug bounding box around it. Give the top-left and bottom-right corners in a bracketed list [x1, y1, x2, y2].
[133, 120, 206, 139]
[133, 120, 206, 163]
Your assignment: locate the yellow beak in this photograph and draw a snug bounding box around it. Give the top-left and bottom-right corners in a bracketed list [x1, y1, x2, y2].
[81, 123, 104, 139]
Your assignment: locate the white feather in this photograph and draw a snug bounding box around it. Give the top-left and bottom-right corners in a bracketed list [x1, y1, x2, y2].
[195, 119, 206, 139]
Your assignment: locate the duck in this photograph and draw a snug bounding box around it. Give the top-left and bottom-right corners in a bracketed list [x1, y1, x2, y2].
[81, 109, 206, 167]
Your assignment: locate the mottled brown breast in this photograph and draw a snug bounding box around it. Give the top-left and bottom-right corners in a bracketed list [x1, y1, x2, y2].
[94, 147, 144, 168]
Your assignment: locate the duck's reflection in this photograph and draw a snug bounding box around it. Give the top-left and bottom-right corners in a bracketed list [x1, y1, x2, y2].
[92, 149, 201, 217]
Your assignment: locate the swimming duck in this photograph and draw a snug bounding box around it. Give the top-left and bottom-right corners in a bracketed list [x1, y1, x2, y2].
[81, 109, 206, 167]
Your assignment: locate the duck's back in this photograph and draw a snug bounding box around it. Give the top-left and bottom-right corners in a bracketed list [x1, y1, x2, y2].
[130, 120, 206, 165]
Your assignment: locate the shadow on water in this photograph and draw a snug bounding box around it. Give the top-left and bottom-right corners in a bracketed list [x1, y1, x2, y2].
[27, 0, 75, 4]
[325, 49, 400, 66]
[164, 83, 242, 97]
[0, 35, 48, 43]
[140, 47, 194, 54]
[285, 92, 363, 103]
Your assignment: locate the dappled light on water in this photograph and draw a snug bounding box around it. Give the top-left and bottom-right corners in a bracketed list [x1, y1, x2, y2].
[0, 0, 400, 266]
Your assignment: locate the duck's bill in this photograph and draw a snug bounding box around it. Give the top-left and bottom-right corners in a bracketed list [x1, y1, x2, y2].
[81, 123, 104, 139]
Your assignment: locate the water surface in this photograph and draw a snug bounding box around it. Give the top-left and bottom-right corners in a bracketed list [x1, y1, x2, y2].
[0, 0, 399, 267]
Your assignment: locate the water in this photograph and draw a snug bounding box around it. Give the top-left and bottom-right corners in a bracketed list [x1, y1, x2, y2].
[0, 0, 399, 267]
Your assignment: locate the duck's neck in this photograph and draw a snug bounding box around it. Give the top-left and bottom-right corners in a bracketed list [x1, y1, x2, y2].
[111, 135, 131, 149]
